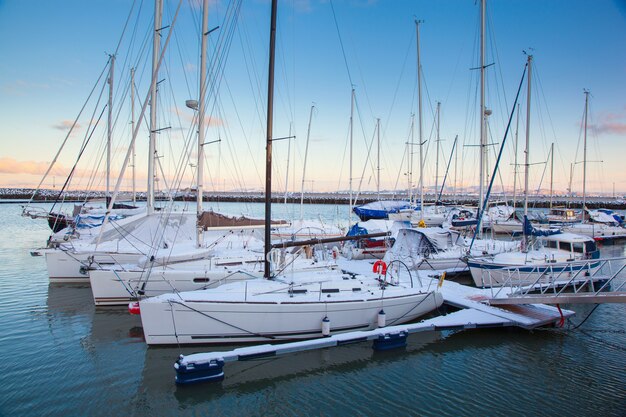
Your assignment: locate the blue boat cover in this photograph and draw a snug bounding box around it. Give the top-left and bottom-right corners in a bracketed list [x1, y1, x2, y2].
[523, 215, 561, 237]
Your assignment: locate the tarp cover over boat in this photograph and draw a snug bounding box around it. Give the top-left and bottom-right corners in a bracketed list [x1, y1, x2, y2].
[523, 215, 561, 237]
[389, 228, 465, 258]
[352, 200, 412, 221]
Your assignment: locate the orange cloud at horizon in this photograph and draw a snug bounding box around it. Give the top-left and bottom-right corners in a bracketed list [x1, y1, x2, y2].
[0, 157, 57, 176]
[0, 157, 148, 190]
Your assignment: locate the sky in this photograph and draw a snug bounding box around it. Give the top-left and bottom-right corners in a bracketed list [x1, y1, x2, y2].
[0, 0, 625, 197]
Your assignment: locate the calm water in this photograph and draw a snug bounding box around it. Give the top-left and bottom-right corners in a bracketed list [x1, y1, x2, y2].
[0, 202, 624, 416]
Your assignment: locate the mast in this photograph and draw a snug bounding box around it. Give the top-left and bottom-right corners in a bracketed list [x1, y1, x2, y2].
[131, 67, 136, 203]
[349, 88, 355, 222]
[478, 0, 486, 237]
[523, 54, 532, 216]
[435, 101, 441, 201]
[300, 105, 314, 219]
[196, 0, 209, 247]
[568, 162, 574, 203]
[284, 124, 292, 205]
[454, 129, 458, 200]
[376, 117, 381, 200]
[415, 19, 424, 216]
[264, 0, 278, 279]
[512, 103, 519, 209]
[549, 142, 554, 210]
[583, 89, 589, 212]
[147, 0, 163, 215]
[107, 54, 115, 202]
[408, 114, 415, 203]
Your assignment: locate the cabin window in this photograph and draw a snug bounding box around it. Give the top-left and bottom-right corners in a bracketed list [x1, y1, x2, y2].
[559, 242, 572, 252]
[585, 241, 597, 253]
[572, 242, 584, 253]
[545, 240, 558, 249]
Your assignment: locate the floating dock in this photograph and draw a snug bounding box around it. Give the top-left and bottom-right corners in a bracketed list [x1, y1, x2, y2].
[175, 259, 576, 384]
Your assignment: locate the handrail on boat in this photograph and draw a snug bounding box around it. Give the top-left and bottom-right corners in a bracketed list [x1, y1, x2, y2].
[484, 256, 626, 302]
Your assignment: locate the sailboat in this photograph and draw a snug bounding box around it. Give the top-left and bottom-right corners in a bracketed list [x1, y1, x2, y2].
[87, 0, 342, 305]
[468, 55, 601, 287]
[138, 0, 443, 345]
[562, 91, 626, 241]
[374, 14, 519, 274]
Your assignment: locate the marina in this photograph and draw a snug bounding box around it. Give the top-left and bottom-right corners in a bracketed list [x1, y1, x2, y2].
[0, 202, 624, 415]
[1, 0, 625, 415]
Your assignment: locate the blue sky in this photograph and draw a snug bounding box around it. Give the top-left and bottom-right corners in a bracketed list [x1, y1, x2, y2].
[1, 0, 625, 196]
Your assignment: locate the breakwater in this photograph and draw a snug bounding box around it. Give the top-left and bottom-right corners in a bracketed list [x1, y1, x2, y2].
[4, 187, 626, 209]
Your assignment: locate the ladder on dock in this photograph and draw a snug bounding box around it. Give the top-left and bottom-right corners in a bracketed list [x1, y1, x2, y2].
[486, 257, 626, 305]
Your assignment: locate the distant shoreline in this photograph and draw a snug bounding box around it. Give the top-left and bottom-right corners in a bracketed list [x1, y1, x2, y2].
[4, 188, 626, 209]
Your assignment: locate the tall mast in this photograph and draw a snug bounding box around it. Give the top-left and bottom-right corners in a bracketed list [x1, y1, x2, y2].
[478, 0, 486, 237]
[131, 67, 136, 203]
[264, 0, 278, 279]
[435, 101, 441, 201]
[107, 54, 115, 202]
[454, 129, 458, 200]
[416, 19, 424, 216]
[583, 89, 589, 212]
[549, 142, 554, 210]
[300, 105, 314, 219]
[408, 114, 415, 203]
[376, 117, 381, 200]
[512, 102, 519, 209]
[196, 0, 209, 247]
[568, 162, 574, 202]
[284, 123, 292, 205]
[523, 54, 533, 216]
[349, 88, 355, 222]
[147, 0, 163, 215]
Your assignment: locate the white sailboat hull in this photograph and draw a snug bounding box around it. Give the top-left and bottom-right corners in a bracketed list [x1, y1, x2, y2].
[140, 287, 443, 345]
[45, 250, 143, 283]
[562, 223, 626, 241]
[89, 268, 261, 305]
[490, 221, 522, 234]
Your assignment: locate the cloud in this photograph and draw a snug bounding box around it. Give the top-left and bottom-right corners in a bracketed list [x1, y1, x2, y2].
[52, 120, 81, 131]
[592, 108, 626, 135]
[0, 158, 56, 176]
[0, 157, 150, 187]
[594, 122, 626, 135]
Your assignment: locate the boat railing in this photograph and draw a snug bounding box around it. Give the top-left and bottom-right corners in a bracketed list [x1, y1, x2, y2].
[485, 256, 626, 304]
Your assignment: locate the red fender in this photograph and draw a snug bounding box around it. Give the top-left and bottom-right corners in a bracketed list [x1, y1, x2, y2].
[128, 301, 141, 315]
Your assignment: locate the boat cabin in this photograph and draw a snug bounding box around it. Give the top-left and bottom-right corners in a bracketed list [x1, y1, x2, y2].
[539, 233, 598, 260]
[546, 207, 579, 224]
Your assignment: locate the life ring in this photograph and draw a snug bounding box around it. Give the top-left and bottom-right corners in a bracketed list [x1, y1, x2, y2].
[373, 260, 387, 275]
